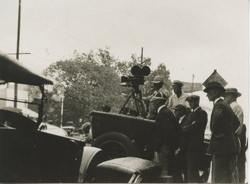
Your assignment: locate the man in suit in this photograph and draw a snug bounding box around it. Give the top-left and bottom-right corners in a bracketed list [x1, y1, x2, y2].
[174, 104, 188, 127]
[173, 104, 189, 183]
[237, 124, 247, 183]
[149, 92, 181, 182]
[179, 95, 208, 182]
[223, 88, 246, 183]
[203, 82, 238, 183]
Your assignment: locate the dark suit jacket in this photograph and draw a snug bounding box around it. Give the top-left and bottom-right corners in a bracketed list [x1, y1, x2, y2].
[239, 124, 247, 152]
[208, 99, 237, 154]
[152, 106, 181, 152]
[179, 107, 207, 152]
[179, 115, 188, 128]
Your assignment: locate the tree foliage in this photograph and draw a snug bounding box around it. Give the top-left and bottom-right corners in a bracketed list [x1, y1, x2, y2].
[28, 48, 172, 127]
[141, 63, 172, 97]
[43, 49, 126, 126]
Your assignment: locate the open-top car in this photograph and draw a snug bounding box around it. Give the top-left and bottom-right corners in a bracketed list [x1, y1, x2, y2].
[90, 66, 212, 182]
[0, 51, 164, 183]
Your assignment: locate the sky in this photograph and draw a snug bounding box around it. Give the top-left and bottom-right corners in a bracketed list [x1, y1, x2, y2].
[0, 0, 248, 120]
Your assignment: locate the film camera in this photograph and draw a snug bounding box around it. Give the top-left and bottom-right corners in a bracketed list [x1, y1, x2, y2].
[119, 65, 150, 117]
[121, 65, 151, 86]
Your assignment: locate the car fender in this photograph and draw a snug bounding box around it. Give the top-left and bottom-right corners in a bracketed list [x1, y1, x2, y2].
[78, 146, 102, 182]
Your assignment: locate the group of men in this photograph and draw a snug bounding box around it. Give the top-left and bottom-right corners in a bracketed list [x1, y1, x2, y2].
[144, 76, 247, 183]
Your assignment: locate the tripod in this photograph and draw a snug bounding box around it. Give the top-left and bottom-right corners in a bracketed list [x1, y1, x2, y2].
[119, 85, 147, 117]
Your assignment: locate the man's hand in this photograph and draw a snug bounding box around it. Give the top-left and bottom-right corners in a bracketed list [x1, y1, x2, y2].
[182, 126, 188, 131]
[175, 148, 180, 155]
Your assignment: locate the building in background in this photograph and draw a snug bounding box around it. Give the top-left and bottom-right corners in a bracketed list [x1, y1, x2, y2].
[182, 82, 203, 93]
[0, 83, 38, 120]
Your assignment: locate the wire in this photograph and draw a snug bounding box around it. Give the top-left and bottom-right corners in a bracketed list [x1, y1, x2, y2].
[30, 54, 54, 64]
[24, 15, 100, 49]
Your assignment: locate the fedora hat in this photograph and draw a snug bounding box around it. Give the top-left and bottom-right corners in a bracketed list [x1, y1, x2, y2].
[151, 76, 164, 84]
[223, 88, 242, 97]
[203, 82, 225, 93]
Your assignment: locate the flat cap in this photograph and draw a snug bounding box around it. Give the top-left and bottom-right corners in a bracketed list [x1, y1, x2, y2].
[186, 95, 200, 101]
[151, 76, 164, 84]
[174, 104, 186, 110]
[172, 80, 183, 87]
[203, 82, 225, 93]
[223, 88, 242, 97]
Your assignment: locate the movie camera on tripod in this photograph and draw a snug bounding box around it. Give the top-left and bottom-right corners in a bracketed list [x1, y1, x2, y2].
[119, 65, 151, 117]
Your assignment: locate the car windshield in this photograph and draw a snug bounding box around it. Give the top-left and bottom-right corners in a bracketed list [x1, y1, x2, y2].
[0, 50, 53, 126]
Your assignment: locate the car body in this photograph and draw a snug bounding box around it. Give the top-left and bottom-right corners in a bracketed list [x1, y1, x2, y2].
[90, 70, 212, 182]
[0, 51, 84, 182]
[62, 125, 75, 136]
[40, 122, 68, 136]
[0, 51, 163, 183]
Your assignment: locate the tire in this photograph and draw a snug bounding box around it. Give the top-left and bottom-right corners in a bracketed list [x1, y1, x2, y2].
[92, 132, 140, 159]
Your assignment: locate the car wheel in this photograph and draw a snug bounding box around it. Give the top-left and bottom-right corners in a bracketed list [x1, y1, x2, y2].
[92, 132, 140, 159]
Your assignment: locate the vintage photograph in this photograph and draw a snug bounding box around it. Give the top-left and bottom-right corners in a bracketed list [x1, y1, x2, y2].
[0, 0, 248, 183]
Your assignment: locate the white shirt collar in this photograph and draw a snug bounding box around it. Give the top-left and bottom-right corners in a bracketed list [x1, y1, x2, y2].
[214, 97, 222, 105]
[193, 106, 200, 112]
[179, 115, 185, 124]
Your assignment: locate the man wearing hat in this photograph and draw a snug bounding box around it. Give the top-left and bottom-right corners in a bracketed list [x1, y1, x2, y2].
[148, 92, 181, 182]
[173, 104, 189, 182]
[151, 75, 164, 89]
[143, 75, 169, 115]
[203, 82, 238, 183]
[223, 88, 244, 134]
[144, 76, 165, 100]
[223, 88, 246, 183]
[167, 80, 190, 112]
[177, 95, 208, 183]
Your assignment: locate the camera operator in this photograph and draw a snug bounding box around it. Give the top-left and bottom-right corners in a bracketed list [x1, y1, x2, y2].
[143, 76, 164, 109]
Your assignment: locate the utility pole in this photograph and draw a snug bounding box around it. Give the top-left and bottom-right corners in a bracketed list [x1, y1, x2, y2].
[141, 47, 143, 66]
[14, 0, 21, 108]
[60, 93, 64, 128]
[191, 74, 195, 94]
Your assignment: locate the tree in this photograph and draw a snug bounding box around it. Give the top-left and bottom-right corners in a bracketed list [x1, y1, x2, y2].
[27, 85, 65, 127]
[28, 48, 172, 127]
[41, 48, 124, 127]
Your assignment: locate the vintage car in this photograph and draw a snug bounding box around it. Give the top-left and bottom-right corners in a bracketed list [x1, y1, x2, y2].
[90, 66, 211, 182]
[0, 51, 164, 183]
